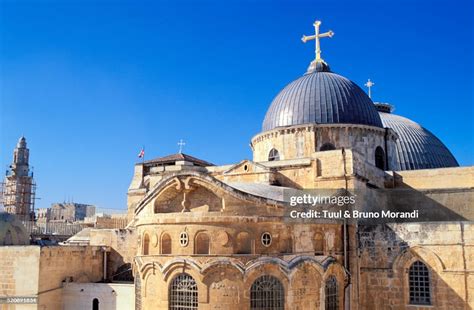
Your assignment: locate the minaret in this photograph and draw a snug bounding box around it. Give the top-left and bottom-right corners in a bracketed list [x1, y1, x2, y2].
[1, 137, 36, 220]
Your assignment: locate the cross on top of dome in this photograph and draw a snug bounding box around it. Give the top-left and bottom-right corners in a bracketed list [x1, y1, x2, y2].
[301, 20, 334, 73]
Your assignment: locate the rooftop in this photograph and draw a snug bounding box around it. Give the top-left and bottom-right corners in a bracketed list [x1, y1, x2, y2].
[143, 153, 214, 167]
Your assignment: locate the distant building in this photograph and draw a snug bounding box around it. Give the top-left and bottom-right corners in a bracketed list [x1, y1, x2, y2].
[49, 202, 96, 222]
[84, 213, 128, 229]
[36, 207, 51, 222]
[0, 137, 36, 220]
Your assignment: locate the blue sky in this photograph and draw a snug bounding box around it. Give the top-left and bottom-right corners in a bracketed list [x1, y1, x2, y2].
[1, 0, 473, 212]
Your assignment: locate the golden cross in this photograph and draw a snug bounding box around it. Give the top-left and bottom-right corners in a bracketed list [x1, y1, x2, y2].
[301, 20, 334, 62]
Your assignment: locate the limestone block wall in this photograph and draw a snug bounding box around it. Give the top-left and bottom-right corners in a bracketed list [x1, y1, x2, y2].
[251, 125, 316, 161]
[0, 246, 40, 310]
[90, 229, 137, 279]
[37, 246, 104, 310]
[358, 223, 472, 309]
[137, 254, 347, 310]
[0, 246, 104, 310]
[127, 164, 146, 221]
[251, 124, 398, 170]
[391, 166, 474, 189]
[135, 222, 344, 257]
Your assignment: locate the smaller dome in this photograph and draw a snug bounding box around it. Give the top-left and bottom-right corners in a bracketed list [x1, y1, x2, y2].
[0, 213, 29, 245]
[376, 103, 459, 170]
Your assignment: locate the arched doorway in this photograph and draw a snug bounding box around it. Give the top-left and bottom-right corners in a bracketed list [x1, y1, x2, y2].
[92, 298, 99, 310]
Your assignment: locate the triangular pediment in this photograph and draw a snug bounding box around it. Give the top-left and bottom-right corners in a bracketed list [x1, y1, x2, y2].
[223, 160, 271, 175]
[134, 172, 286, 216]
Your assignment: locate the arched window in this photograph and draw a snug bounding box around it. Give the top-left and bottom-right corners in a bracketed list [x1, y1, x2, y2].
[236, 232, 252, 254]
[92, 298, 99, 310]
[268, 148, 280, 161]
[320, 143, 336, 151]
[161, 233, 172, 254]
[250, 275, 284, 310]
[194, 232, 210, 254]
[143, 234, 150, 255]
[409, 261, 431, 305]
[325, 276, 338, 310]
[314, 232, 324, 255]
[375, 146, 386, 170]
[169, 273, 198, 310]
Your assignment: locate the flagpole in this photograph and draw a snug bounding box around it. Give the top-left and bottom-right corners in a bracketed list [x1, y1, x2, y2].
[139, 145, 145, 190]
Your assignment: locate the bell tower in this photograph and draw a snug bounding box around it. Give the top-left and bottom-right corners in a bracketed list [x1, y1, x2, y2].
[1, 137, 36, 220]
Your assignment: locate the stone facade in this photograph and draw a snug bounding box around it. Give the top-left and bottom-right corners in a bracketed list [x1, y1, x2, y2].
[0, 245, 104, 309]
[251, 124, 399, 171]
[125, 146, 474, 309]
[358, 223, 473, 309]
[48, 203, 96, 222]
[1, 142, 471, 310]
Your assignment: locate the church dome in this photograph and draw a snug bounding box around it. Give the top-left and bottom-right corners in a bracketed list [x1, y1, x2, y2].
[376, 103, 459, 170]
[262, 66, 383, 132]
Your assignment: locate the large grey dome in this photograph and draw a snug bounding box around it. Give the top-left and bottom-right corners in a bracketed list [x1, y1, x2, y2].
[262, 68, 383, 131]
[377, 104, 459, 170]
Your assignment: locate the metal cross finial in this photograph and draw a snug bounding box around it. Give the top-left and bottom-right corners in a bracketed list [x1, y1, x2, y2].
[365, 79, 375, 98]
[301, 20, 334, 62]
[177, 139, 186, 154]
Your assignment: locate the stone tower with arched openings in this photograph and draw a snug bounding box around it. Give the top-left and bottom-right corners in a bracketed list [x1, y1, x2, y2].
[1, 137, 36, 220]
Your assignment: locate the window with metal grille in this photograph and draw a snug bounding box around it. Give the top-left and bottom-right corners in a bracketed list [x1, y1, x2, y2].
[325, 276, 338, 310]
[250, 275, 284, 310]
[169, 273, 198, 310]
[268, 149, 280, 161]
[409, 261, 431, 305]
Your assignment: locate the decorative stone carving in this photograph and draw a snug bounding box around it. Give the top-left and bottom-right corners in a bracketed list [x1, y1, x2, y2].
[216, 231, 229, 246]
[151, 234, 158, 248]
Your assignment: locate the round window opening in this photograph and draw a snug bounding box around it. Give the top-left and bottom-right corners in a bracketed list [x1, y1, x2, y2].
[261, 232, 272, 247]
[179, 232, 189, 247]
[243, 164, 249, 171]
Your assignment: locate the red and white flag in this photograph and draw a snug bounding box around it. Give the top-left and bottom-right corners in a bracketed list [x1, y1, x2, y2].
[138, 148, 145, 158]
